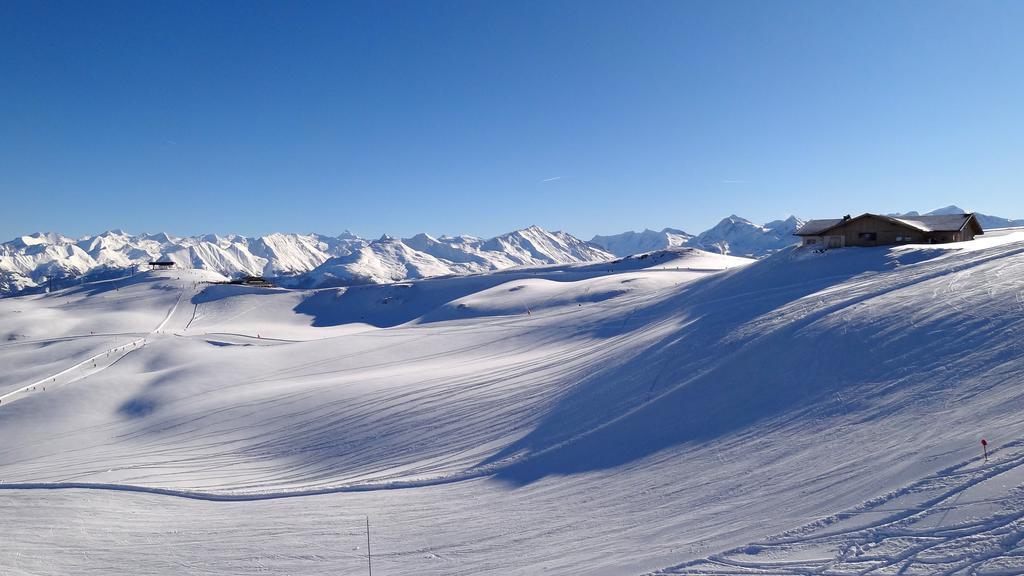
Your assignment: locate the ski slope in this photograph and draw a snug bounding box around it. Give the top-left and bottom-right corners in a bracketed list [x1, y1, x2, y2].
[2, 237, 1024, 575]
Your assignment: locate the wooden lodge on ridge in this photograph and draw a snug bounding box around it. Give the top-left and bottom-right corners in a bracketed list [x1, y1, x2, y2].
[795, 213, 983, 249]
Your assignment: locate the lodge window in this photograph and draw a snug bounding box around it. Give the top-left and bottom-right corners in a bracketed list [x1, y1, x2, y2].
[858, 232, 877, 241]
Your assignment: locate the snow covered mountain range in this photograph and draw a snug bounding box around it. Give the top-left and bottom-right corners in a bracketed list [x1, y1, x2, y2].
[590, 205, 1024, 258]
[0, 226, 613, 295]
[298, 226, 612, 288]
[891, 204, 1024, 230]
[592, 216, 804, 259]
[3, 205, 1019, 296]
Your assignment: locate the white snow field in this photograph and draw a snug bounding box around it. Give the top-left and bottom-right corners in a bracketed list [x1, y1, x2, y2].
[2, 236, 1024, 575]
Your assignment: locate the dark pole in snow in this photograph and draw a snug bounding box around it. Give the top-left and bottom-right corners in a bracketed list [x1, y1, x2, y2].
[982, 438, 988, 462]
[366, 516, 372, 576]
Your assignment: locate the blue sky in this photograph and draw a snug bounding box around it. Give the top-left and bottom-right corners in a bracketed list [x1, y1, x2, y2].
[2, 0, 1022, 241]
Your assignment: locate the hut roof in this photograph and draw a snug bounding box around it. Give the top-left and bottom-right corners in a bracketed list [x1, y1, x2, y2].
[795, 213, 980, 236]
[888, 214, 976, 232]
[794, 219, 845, 236]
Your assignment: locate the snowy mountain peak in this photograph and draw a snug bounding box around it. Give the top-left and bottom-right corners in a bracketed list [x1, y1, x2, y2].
[892, 206, 1022, 230]
[764, 215, 805, 232]
[482, 227, 612, 266]
[404, 232, 438, 244]
[300, 226, 613, 288]
[927, 204, 968, 215]
[716, 214, 760, 229]
[590, 227, 695, 257]
[12, 232, 71, 248]
[143, 232, 175, 243]
[593, 215, 808, 259]
[1, 227, 616, 295]
[778, 215, 801, 225]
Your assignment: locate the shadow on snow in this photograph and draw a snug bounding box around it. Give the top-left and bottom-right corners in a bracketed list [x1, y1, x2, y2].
[485, 244, 1011, 486]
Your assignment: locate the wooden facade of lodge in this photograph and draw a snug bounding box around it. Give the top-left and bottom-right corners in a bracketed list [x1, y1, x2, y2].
[795, 213, 983, 248]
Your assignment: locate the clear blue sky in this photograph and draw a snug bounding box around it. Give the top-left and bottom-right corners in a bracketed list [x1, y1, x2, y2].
[2, 0, 1022, 241]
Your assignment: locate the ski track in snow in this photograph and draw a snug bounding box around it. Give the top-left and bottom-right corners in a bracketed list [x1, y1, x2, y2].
[0, 273, 197, 407]
[656, 442, 1024, 575]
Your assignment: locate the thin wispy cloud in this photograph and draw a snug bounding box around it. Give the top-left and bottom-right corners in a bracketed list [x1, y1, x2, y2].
[721, 179, 751, 184]
[541, 176, 563, 182]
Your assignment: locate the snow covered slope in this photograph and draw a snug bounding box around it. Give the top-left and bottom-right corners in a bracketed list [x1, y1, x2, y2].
[4, 233, 1024, 575]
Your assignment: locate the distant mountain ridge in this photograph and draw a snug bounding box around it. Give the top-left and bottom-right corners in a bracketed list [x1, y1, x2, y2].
[3, 206, 1020, 296]
[0, 226, 615, 295]
[591, 206, 1023, 258]
[591, 228, 693, 258]
[890, 205, 1024, 230]
[300, 226, 613, 288]
[590, 215, 805, 258]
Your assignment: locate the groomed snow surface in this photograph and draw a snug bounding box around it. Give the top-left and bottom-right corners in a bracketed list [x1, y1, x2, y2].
[1, 238, 1024, 575]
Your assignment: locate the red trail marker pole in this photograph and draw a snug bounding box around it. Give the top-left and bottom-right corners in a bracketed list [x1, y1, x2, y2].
[981, 438, 988, 462]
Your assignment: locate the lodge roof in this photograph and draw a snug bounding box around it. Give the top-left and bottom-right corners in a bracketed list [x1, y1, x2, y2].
[795, 213, 980, 236]
[888, 214, 976, 232]
[794, 219, 845, 235]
